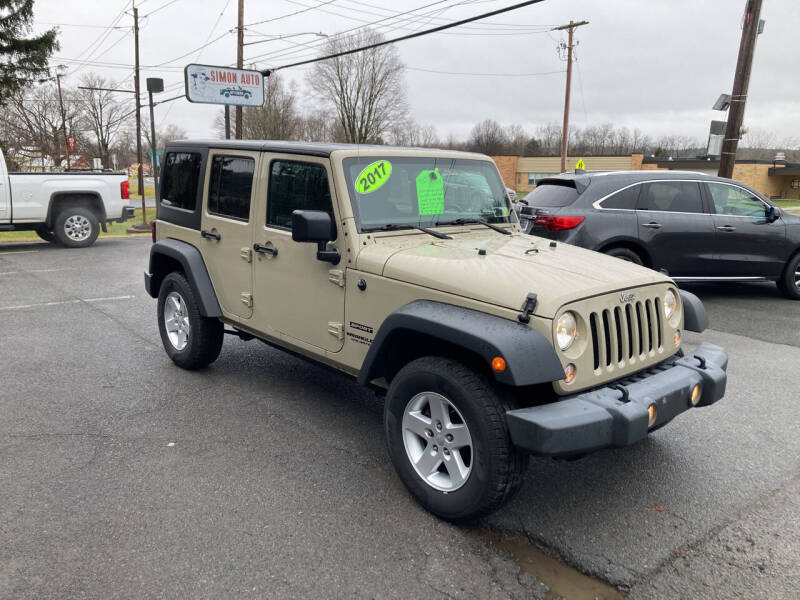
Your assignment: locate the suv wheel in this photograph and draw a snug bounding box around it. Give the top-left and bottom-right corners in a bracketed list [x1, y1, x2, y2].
[53, 207, 99, 248]
[777, 252, 800, 300]
[384, 356, 527, 522]
[157, 272, 224, 369]
[604, 246, 644, 266]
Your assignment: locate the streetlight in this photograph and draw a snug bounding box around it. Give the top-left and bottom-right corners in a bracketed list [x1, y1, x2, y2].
[146, 77, 164, 202]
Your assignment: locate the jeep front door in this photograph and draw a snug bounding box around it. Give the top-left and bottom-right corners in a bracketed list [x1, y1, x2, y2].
[251, 156, 345, 352]
[199, 150, 259, 320]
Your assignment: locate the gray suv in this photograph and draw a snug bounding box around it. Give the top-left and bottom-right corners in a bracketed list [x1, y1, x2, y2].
[518, 171, 800, 299]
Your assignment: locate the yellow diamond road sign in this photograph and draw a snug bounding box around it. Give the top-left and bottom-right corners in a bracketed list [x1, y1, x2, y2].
[575, 158, 586, 170]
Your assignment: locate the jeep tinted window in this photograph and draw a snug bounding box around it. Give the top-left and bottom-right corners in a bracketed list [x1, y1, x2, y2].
[267, 160, 333, 229]
[161, 152, 201, 210]
[601, 184, 640, 210]
[522, 182, 579, 207]
[207, 155, 254, 221]
[638, 181, 704, 214]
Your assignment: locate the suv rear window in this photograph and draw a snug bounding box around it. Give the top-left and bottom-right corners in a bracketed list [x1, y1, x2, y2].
[161, 152, 202, 210]
[523, 182, 579, 207]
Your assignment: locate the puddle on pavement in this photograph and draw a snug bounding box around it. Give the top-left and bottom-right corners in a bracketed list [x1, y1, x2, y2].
[466, 527, 622, 600]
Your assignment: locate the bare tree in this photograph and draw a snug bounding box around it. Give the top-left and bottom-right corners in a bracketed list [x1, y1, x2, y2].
[296, 109, 333, 142]
[309, 29, 407, 143]
[468, 119, 509, 155]
[75, 73, 130, 166]
[241, 72, 299, 140]
[1, 82, 72, 169]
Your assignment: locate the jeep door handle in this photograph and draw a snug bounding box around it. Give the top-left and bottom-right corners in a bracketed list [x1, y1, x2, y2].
[201, 229, 221, 241]
[641, 222, 662, 229]
[253, 243, 278, 256]
[715, 225, 736, 232]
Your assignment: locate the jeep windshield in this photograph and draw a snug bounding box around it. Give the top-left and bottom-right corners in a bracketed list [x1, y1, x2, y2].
[341, 156, 513, 232]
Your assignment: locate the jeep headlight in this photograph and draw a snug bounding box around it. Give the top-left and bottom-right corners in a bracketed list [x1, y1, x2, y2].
[664, 289, 677, 319]
[556, 312, 578, 350]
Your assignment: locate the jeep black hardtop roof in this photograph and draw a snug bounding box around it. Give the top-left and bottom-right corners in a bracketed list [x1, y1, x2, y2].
[167, 139, 478, 159]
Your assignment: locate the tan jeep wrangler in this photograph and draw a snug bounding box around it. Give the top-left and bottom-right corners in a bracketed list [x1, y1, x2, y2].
[145, 141, 728, 522]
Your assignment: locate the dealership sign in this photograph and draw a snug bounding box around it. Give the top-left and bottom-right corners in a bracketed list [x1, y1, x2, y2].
[184, 64, 265, 107]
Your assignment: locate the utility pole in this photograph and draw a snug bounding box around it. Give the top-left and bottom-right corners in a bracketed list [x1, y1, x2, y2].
[553, 20, 588, 173]
[235, 0, 244, 139]
[56, 73, 71, 171]
[718, 0, 763, 179]
[132, 2, 148, 228]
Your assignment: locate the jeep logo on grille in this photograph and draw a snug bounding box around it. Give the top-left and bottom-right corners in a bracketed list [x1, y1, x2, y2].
[620, 292, 636, 303]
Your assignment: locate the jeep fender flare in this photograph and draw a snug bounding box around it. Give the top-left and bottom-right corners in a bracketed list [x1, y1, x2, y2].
[679, 289, 708, 333]
[357, 300, 565, 387]
[144, 238, 222, 317]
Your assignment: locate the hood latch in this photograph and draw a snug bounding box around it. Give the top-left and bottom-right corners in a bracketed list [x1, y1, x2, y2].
[518, 293, 538, 324]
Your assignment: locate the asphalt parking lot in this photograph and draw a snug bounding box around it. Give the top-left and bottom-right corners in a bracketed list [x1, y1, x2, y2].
[1, 237, 798, 599]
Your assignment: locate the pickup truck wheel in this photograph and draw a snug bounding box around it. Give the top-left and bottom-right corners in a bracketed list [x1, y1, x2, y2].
[384, 356, 528, 522]
[53, 207, 99, 248]
[157, 272, 224, 369]
[34, 226, 56, 243]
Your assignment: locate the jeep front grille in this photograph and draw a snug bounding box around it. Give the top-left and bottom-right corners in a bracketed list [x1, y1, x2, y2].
[588, 295, 663, 371]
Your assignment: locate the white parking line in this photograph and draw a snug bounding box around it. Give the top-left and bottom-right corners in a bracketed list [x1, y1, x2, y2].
[0, 268, 76, 276]
[0, 295, 134, 312]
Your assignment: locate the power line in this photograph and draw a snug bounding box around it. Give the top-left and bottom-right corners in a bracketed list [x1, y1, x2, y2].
[266, 0, 547, 73]
[245, 0, 456, 63]
[407, 66, 564, 77]
[141, 0, 181, 18]
[244, 0, 339, 28]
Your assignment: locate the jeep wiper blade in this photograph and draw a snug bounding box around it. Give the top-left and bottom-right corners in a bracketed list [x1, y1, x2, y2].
[435, 218, 512, 236]
[363, 223, 452, 240]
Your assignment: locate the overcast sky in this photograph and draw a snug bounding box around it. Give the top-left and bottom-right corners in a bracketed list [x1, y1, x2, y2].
[32, 0, 800, 147]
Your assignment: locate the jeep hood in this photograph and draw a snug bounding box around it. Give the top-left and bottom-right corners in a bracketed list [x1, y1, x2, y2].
[356, 231, 668, 318]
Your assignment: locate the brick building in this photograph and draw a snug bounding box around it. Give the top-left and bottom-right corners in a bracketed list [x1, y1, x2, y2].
[492, 154, 800, 201]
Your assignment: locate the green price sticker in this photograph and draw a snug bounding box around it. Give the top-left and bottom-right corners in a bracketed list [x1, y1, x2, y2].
[355, 160, 392, 194]
[416, 169, 445, 215]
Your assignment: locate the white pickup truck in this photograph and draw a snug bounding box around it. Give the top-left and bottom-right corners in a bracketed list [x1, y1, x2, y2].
[0, 147, 135, 247]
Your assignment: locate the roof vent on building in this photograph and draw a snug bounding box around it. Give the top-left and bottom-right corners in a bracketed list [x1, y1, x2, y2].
[775, 152, 786, 163]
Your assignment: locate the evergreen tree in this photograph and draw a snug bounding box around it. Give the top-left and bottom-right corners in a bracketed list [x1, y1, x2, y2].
[0, 0, 58, 106]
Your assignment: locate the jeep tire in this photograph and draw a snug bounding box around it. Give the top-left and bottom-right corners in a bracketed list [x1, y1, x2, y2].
[384, 356, 528, 522]
[157, 272, 224, 369]
[53, 206, 99, 248]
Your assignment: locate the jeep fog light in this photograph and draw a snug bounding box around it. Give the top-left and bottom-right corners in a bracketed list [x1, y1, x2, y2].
[648, 404, 658, 427]
[673, 329, 682, 346]
[563, 363, 576, 384]
[556, 312, 578, 350]
[690, 383, 702, 406]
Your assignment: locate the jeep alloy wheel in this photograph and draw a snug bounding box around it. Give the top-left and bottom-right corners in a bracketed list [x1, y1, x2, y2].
[402, 392, 473, 492]
[163, 291, 190, 351]
[385, 356, 528, 522]
[156, 272, 224, 369]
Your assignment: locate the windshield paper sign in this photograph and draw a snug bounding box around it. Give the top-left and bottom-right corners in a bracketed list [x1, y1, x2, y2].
[184, 64, 265, 107]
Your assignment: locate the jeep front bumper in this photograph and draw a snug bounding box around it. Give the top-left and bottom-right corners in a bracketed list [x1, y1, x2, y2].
[505, 343, 728, 457]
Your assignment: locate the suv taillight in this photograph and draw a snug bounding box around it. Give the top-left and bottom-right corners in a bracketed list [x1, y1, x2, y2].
[121, 180, 130, 200]
[533, 215, 585, 231]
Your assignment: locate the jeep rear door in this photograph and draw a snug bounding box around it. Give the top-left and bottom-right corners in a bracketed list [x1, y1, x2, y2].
[199, 149, 259, 320]
[251, 155, 345, 353]
[635, 180, 716, 276]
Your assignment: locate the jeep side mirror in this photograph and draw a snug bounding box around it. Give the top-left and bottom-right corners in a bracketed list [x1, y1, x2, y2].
[291, 210, 340, 265]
